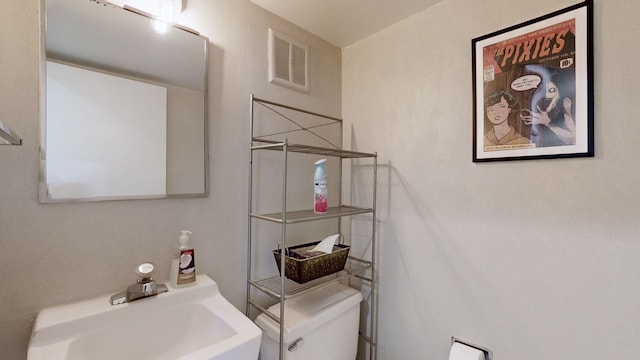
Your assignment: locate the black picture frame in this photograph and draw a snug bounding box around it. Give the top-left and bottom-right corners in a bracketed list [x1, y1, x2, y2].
[472, 0, 594, 162]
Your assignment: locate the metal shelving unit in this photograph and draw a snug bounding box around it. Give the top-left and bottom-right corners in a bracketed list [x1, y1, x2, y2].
[246, 95, 378, 360]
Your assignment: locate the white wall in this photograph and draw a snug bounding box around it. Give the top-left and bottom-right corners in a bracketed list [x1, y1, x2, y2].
[343, 0, 640, 359]
[0, 1, 341, 358]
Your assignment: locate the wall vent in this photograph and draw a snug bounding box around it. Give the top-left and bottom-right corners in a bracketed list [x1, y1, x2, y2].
[268, 28, 309, 93]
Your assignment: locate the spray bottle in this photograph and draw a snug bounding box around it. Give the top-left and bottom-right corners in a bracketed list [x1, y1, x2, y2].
[314, 159, 328, 214]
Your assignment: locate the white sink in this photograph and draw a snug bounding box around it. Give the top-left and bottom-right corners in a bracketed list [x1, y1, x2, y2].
[28, 274, 261, 360]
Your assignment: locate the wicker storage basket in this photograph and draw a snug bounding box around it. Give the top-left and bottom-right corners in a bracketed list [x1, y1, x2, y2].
[273, 240, 350, 284]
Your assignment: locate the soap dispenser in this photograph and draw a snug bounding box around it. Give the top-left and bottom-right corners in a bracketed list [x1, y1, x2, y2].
[169, 230, 196, 288]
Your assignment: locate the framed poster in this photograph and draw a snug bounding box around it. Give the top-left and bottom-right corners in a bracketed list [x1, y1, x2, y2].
[472, 0, 593, 162]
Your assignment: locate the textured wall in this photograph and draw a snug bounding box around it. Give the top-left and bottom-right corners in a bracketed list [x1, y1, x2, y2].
[0, 1, 341, 358]
[343, 0, 640, 359]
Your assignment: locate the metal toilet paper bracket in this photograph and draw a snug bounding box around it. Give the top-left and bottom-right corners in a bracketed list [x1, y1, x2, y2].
[451, 336, 493, 360]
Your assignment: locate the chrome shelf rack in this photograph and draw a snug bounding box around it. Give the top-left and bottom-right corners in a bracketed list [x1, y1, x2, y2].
[246, 95, 378, 360]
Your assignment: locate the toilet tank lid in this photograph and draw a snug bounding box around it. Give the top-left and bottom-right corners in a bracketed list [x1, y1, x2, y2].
[255, 282, 362, 342]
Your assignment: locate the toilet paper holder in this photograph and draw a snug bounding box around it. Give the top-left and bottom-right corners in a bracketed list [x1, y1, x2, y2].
[451, 336, 493, 360]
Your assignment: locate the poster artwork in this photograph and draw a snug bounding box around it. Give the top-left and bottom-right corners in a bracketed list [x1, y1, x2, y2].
[482, 19, 577, 152]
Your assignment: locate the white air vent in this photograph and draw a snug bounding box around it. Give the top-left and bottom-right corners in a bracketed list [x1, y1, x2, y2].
[268, 28, 309, 93]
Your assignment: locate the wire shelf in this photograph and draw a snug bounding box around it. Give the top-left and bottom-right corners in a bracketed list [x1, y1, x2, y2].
[251, 138, 376, 159]
[249, 257, 372, 299]
[250, 205, 374, 224]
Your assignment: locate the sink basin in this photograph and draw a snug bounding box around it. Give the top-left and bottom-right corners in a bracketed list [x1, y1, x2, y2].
[28, 274, 261, 360]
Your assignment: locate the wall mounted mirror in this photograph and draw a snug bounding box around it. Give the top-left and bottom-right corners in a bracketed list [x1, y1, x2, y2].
[41, 0, 208, 203]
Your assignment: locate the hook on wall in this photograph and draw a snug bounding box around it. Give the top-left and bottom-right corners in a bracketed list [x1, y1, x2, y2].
[0, 120, 22, 145]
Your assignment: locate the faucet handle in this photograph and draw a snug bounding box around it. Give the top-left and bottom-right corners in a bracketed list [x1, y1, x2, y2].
[135, 262, 157, 283]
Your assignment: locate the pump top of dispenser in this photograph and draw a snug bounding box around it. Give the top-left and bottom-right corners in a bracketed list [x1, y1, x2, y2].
[179, 230, 192, 249]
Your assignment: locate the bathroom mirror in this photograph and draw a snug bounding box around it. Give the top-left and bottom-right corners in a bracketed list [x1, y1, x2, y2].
[41, 0, 209, 202]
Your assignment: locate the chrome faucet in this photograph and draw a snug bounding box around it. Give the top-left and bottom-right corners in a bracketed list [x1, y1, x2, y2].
[110, 262, 168, 305]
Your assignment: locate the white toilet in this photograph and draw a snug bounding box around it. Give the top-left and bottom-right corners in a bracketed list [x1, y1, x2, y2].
[255, 282, 363, 360]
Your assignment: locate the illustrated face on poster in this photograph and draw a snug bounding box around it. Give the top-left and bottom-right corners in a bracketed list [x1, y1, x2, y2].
[472, 1, 593, 162]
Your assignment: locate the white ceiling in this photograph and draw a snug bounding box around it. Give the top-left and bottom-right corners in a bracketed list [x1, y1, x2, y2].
[250, 0, 443, 48]
[47, 0, 207, 90]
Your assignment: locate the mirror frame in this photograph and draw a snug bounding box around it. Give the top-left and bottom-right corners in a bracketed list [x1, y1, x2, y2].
[40, 0, 209, 203]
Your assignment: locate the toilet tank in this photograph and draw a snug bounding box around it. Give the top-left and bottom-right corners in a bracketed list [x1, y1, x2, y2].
[255, 282, 363, 360]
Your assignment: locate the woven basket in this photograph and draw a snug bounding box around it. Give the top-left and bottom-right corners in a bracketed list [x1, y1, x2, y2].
[273, 240, 350, 284]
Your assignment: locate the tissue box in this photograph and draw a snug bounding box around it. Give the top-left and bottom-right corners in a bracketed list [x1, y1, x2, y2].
[273, 241, 350, 283]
